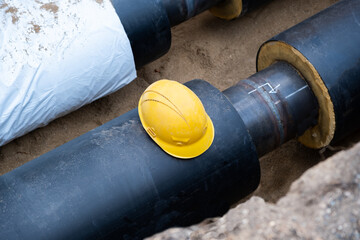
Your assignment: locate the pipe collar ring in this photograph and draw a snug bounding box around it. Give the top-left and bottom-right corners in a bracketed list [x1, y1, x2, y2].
[257, 40, 335, 149]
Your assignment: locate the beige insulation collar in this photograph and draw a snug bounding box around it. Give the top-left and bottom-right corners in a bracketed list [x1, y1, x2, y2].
[257, 41, 335, 149]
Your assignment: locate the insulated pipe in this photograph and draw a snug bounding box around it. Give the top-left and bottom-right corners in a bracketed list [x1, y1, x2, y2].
[0, 80, 261, 240]
[257, 0, 360, 148]
[112, 0, 226, 67]
[111, 0, 172, 68]
[241, 0, 270, 14]
[161, 0, 224, 27]
[2, 0, 360, 239]
[161, 0, 271, 27]
[0, 67, 318, 239]
[112, 0, 269, 67]
[0, 67, 318, 240]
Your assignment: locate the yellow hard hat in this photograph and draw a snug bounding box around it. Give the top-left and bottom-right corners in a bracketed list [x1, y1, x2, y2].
[138, 80, 215, 159]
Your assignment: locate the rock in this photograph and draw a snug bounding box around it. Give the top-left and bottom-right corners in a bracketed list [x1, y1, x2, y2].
[148, 142, 360, 240]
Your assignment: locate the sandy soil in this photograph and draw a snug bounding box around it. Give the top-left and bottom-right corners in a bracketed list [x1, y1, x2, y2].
[1, 0, 356, 203]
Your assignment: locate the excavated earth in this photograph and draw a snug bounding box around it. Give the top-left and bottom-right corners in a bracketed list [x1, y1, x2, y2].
[1, 0, 360, 238]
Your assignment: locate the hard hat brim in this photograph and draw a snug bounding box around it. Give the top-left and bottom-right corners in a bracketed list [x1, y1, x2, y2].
[154, 114, 215, 159]
[139, 108, 215, 159]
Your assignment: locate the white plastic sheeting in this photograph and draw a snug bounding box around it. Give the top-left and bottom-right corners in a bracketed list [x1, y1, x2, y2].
[0, 0, 136, 146]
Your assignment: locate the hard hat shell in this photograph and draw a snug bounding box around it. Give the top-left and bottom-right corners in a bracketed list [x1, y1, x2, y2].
[138, 80, 215, 159]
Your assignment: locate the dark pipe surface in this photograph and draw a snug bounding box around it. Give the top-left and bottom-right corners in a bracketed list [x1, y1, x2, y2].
[224, 61, 319, 157]
[161, 0, 224, 26]
[0, 80, 260, 240]
[112, 0, 271, 67]
[264, 0, 360, 142]
[241, 0, 271, 15]
[111, 0, 171, 68]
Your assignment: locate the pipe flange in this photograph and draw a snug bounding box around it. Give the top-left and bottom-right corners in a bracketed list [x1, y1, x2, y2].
[210, 0, 243, 20]
[257, 40, 335, 149]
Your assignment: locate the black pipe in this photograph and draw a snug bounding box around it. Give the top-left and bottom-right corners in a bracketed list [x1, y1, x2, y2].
[112, 0, 269, 67]
[0, 80, 260, 240]
[257, 0, 360, 147]
[161, 0, 271, 27]
[161, 0, 224, 27]
[0, 64, 320, 239]
[273, 0, 360, 142]
[223, 61, 318, 156]
[241, 0, 270, 15]
[111, 0, 171, 68]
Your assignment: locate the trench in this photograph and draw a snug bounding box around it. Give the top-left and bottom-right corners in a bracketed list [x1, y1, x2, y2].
[0, 0, 357, 237]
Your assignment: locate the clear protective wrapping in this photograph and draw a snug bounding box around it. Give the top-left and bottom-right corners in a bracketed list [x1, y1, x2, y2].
[0, 0, 136, 146]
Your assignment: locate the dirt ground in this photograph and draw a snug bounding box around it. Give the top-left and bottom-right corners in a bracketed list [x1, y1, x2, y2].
[1, 0, 356, 203]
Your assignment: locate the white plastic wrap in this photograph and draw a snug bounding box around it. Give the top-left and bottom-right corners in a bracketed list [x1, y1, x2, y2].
[0, 0, 136, 146]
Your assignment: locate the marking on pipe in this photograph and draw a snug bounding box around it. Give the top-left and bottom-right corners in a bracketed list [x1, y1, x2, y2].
[274, 100, 281, 105]
[248, 89, 257, 94]
[269, 84, 280, 94]
[248, 83, 280, 95]
[244, 79, 284, 143]
[285, 85, 308, 99]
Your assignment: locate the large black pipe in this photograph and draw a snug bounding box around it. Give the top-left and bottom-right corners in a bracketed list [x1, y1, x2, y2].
[161, 0, 224, 27]
[0, 65, 320, 239]
[257, 0, 360, 148]
[111, 0, 171, 68]
[0, 81, 260, 240]
[0, 66, 319, 239]
[270, 0, 360, 142]
[1, 0, 360, 239]
[161, 0, 272, 27]
[112, 0, 268, 67]
[241, 0, 270, 15]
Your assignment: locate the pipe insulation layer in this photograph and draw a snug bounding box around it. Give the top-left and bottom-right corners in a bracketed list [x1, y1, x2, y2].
[257, 0, 360, 148]
[0, 80, 260, 239]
